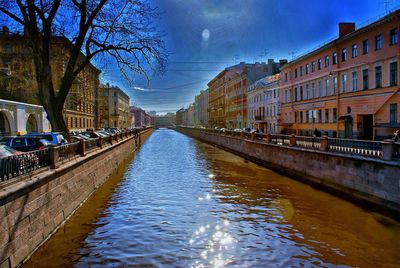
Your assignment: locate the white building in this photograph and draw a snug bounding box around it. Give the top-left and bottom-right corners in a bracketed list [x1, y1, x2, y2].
[247, 74, 281, 133]
[0, 99, 51, 136]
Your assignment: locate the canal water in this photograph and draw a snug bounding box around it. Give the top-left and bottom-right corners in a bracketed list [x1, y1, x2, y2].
[25, 129, 400, 267]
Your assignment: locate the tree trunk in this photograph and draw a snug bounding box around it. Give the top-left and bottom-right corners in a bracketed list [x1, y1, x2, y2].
[35, 59, 71, 141]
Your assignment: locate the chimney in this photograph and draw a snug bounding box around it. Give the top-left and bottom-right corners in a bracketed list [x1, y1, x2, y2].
[267, 59, 274, 65]
[339, 22, 355, 37]
[279, 59, 288, 65]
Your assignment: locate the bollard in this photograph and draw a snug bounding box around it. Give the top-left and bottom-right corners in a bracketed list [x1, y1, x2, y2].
[97, 137, 103, 149]
[241, 132, 244, 138]
[78, 139, 86, 156]
[382, 140, 394, 161]
[320, 136, 330, 151]
[49, 145, 60, 169]
[109, 135, 113, 145]
[251, 133, 256, 140]
[289, 134, 296, 146]
[266, 134, 272, 143]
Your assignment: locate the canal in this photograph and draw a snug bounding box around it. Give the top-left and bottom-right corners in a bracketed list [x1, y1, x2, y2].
[25, 129, 400, 267]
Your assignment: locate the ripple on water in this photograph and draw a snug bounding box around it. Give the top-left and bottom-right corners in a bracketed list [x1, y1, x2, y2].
[24, 129, 400, 268]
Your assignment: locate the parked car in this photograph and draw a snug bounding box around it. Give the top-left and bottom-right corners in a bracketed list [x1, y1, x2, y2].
[24, 132, 67, 145]
[0, 136, 50, 152]
[233, 128, 242, 132]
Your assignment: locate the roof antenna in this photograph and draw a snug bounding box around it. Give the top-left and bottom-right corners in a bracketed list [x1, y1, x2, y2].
[384, 0, 391, 13]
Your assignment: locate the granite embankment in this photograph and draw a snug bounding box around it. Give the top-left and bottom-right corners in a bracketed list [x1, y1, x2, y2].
[0, 129, 153, 268]
[176, 127, 400, 218]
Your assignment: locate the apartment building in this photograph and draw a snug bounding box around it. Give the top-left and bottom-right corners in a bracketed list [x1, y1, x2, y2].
[209, 60, 284, 129]
[279, 11, 399, 140]
[194, 90, 209, 127]
[247, 74, 281, 133]
[0, 26, 100, 131]
[99, 84, 131, 128]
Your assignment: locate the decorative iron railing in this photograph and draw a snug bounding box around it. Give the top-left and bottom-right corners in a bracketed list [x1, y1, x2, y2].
[190, 127, 398, 161]
[329, 138, 383, 158]
[296, 136, 321, 149]
[0, 149, 50, 181]
[0, 129, 147, 182]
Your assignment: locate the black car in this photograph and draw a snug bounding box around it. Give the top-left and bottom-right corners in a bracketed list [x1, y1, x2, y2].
[0, 136, 50, 152]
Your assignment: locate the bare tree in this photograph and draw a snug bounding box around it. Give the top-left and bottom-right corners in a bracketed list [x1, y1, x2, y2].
[0, 0, 166, 138]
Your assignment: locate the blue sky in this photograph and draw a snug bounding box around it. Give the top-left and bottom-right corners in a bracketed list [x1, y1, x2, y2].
[101, 0, 400, 114]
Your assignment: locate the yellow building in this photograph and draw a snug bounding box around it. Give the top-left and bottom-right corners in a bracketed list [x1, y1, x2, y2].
[99, 84, 131, 128]
[0, 26, 100, 132]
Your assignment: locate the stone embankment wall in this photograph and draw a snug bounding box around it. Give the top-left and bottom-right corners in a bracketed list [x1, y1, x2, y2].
[0, 129, 153, 268]
[177, 127, 400, 217]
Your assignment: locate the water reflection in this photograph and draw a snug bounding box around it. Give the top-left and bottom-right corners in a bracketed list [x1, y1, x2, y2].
[25, 129, 400, 267]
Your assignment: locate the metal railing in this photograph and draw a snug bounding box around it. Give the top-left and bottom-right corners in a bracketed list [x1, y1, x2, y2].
[270, 134, 291, 145]
[59, 142, 80, 162]
[186, 127, 399, 161]
[0, 149, 50, 181]
[329, 138, 383, 158]
[0, 129, 149, 182]
[296, 136, 321, 149]
[85, 138, 98, 151]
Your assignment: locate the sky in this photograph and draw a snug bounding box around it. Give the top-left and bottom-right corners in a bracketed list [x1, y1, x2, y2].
[101, 0, 400, 115]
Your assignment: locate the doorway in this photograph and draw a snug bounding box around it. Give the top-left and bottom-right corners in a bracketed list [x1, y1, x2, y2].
[362, 114, 373, 140]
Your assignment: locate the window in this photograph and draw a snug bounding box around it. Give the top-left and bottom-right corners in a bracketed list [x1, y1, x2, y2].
[318, 110, 322, 123]
[351, 44, 357, 58]
[375, 66, 382, 88]
[362, 69, 369, 90]
[306, 110, 309, 123]
[390, 62, 398, 86]
[300, 66, 303, 76]
[325, 56, 329, 67]
[363, 39, 369, 54]
[341, 48, 347, 62]
[300, 111, 303, 123]
[311, 82, 315, 98]
[294, 87, 298, 101]
[333, 108, 337, 123]
[352, 71, 357, 91]
[375, 34, 382, 50]
[325, 109, 329, 123]
[390, 103, 398, 123]
[390, 28, 398, 45]
[312, 61, 316, 72]
[332, 52, 337, 65]
[295, 68, 298, 78]
[318, 81, 322, 97]
[285, 73, 288, 82]
[306, 64, 309, 74]
[341, 73, 347, 93]
[333, 76, 337, 95]
[300, 86, 303, 100]
[325, 79, 329, 96]
[318, 59, 322, 70]
[305, 84, 309, 99]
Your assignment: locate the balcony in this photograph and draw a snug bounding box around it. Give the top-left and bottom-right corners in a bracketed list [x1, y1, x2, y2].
[255, 115, 266, 121]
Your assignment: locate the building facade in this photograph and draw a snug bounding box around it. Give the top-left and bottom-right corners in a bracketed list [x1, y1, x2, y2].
[196, 89, 209, 127]
[0, 99, 51, 136]
[280, 13, 399, 140]
[0, 26, 100, 132]
[99, 84, 131, 129]
[208, 60, 285, 129]
[131, 106, 151, 127]
[247, 74, 281, 133]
